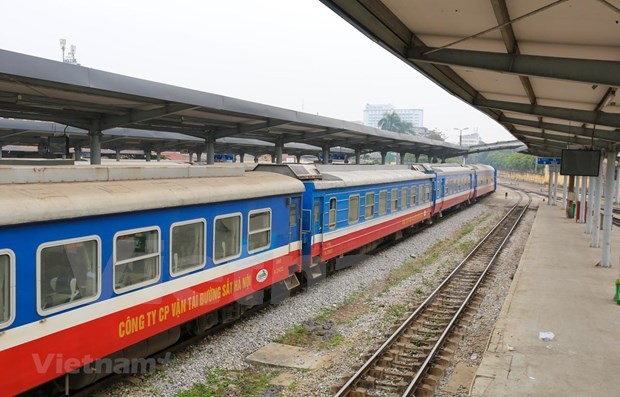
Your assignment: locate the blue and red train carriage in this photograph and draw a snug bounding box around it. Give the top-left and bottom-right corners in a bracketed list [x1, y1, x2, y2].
[0, 162, 495, 395]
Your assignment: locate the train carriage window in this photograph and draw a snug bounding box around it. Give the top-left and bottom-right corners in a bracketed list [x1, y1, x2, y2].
[289, 204, 298, 228]
[379, 190, 387, 215]
[348, 195, 360, 224]
[411, 186, 417, 206]
[114, 228, 160, 292]
[248, 209, 271, 253]
[391, 188, 398, 211]
[171, 219, 206, 276]
[329, 198, 337, 228]
[39, 237, 100, 313]
[214, 214, 242, 263]
[314, 202, 320, 224]
[365, 192, 375, 219]
[401, 188, 408, 209]
[0, 252, 14, 328]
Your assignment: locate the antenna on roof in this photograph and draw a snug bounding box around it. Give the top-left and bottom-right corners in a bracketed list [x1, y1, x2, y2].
[59, 39, 80, 65]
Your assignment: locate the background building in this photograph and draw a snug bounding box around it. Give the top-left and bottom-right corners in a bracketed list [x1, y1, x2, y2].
[460, 132, 482, 146]
[363, 104, 423, 128]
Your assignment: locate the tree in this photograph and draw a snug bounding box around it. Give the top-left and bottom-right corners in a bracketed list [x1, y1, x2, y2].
[378, 111, 403, 132]
[420, 128, 446, 141]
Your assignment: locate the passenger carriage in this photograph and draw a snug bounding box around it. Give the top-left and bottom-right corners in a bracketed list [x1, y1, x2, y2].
[0, 165, 303, 396]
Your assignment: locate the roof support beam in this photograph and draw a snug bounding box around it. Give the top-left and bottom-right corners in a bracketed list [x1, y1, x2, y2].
[490, 0, 538, 106]
[213, 119, 290, 139]
[101, 104, 198, 130]
[282, 128, 346, 144]
[500, 116, 619, 142]
[407, 47, 620, 87]
[475, 98, 620, 129]
[513, 129, 613, 149]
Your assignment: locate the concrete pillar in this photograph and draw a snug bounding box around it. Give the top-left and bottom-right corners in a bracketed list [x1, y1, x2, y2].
[275, 138, 283, 164]
[562, 175, 568, 210]
[566, 175, 575, 218]
[322, 145, 330, 165]
[579, 176, 587, 223]
[254, 155, 259, 163]
[239, 152, 245, 163]
[0, 145, 3, 159]
[115, 148, 120, 162]
[355, 149, 361, 165]
[441, 157, 446, 164]
[295, 154, 301, 163]
[145, 150, 151, 162]
[74, 145, 81, 161]
[271, 154, 276, 163]
[592, 156, 604, 248]
[547, 166, 553, 205]
[206, 133, 215, 165]
[575, 176, 581, 214]
[601, 150, 616, 267]
[380, 151, 387, 165]
[399, 152, 406, 165]
[156, 150, 161, 162]
[586, 176, 594, 234]
[89, 122, 102, 165]
[552, 169, 558, 206]
[414, 153, 420, 163]
[616, 165, 620, 204]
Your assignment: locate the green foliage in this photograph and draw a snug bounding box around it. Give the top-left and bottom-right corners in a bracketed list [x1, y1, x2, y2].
[275, 324, 308, 346]
[378, 111, 415, 134]
[469, 150, 539, 173]
[176, 367, 274, 397]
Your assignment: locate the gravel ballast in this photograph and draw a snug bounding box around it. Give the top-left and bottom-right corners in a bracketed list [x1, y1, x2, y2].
[106, 190, 525, 397]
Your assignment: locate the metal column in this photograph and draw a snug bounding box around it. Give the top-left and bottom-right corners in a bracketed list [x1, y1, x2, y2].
[239, 152, 245, 163]
[355, 148, 361, 165]
[575, 176, 581, 216]
[89, 122, 102, 165]
[322, 145, 330, 165]
[156, 150, 161, 162]
[115, 148, 120, 162]
[616, 165, 620, 204]
[601, 150, 616, 267]
[400, 152, 406, 165]
[145, 150, 151, 162]
[381, 151, 387, 165]
[74, 145, 81, 161]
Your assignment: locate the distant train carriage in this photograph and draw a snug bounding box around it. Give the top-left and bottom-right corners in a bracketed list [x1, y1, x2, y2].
[0, 165, 303, 396]
[469, 164, 497, 198]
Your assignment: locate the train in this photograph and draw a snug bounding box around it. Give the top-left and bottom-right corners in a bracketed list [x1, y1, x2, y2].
[0, 162, 495, 396]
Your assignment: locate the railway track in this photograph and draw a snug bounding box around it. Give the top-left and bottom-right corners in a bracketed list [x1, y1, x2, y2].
[332, 192, 531, 397]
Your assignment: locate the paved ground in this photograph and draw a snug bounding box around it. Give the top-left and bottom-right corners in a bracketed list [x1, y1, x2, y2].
[471, 203, 620, 396]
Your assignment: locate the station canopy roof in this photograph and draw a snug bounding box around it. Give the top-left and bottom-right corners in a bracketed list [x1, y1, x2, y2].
[0, 49, 475, 160]
[320, 0, 620, 157]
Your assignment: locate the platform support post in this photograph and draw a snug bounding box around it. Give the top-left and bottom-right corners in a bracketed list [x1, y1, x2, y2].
[275, 138, 283, 164]
[89, 121, 102, 165]
[322, 145, 330, 165]
[552, 169, 558, 206]
[74, 144, 81, 161]
[145, 149, 151, 162]
[601, 150, 616, 267]
[579, 176, 587, 224]
[586, 176, 594, 234]
[562, 175, 568, 210]
[206, 133, 215, 165]
[575, 176, 581, 216]
[400, 152, 406, 165]
[616, 165, 620, 204]
[592, 158, 604, 247]
[355, 148, 361, 164]
[238, 152, 244, 163]
[380, 151, 387, 165]
[156, 149, 161, 162]
[547, 165, 553, 205]
[254, 155, 259, 163]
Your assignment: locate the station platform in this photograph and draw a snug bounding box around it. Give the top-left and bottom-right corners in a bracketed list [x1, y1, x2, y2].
[470, 203, 620, 396]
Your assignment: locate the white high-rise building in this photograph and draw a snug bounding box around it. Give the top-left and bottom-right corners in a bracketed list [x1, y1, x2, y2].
[363, 104, 424, 129]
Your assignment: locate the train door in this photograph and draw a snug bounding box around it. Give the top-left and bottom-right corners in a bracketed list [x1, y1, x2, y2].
[288, 195, 302, 252]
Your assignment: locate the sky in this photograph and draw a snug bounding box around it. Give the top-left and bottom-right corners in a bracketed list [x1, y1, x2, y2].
[0, 0, 515, 144]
